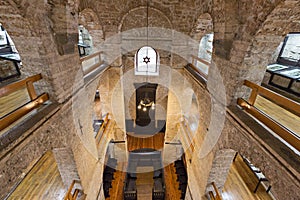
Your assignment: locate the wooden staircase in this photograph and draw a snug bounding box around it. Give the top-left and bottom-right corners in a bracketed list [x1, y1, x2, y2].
[105, 160, 126, 200]
[164, 164, 182, 199]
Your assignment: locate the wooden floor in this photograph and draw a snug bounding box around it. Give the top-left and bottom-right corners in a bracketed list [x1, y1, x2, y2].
[127, 132, 165, 152]
[106, 163, 183, 200]
[255, 95, 300, 136]
[4, 149, 275, 200]
[222, 154, 274, 200]
[7, 151, 66, 200]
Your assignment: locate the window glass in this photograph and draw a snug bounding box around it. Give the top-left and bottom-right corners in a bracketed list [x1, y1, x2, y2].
[279, 33, 300, 63]
[135, 46, 159, 76]
[198, 33, 213, 63]
[78, 25, 93, 56]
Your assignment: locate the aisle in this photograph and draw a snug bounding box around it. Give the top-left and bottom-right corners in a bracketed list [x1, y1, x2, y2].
[136, 167, 154, 200]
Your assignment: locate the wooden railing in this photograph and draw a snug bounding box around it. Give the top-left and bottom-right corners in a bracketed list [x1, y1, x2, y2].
[80, 51, 104, 76]
[0, 74, 49, 131]
[190, 55, 210, 80]
[208, 182, 222, 200]
[95, 113, 110, 146]
[177, 118, 195, 154]
[237, 80, 300, 152]
[63, 180, 82, 200]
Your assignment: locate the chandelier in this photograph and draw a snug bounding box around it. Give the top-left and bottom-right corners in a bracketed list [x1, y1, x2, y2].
[137, 92, 155, 112]
[137, 0, 155, 112]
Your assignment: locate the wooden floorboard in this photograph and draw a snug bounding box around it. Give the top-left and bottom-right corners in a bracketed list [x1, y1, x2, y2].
[7, 151, 66, 200]
[222, 154, 274, 200]
[127, 132, 165, 151]
[255, 95, 300, 136]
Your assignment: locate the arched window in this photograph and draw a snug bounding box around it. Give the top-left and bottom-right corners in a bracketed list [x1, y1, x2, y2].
[78, 25, 93, 57]
[195, 33, 213, 75]
[135, 46, 159, 76]
[198, 33, 214, 63]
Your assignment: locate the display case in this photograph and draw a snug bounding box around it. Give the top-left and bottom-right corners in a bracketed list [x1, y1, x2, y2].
[266, 33, 300, 96]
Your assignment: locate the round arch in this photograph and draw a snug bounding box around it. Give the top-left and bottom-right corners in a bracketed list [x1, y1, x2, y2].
[0, 4, 55, 97]
[235, 1, 300, 98]
[79, 8, 104, 50]
[118, 6, 173, 32]
[190, 12, 213, 43]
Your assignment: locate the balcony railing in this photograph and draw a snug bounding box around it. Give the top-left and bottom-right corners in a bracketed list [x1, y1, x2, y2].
[0, 74, 49, 131]
[63, 180, 83, 200]
[177, 118, 195, 154]
[95, 113, 110, 146]
[208, 182, 222, 200]
[80, 51, 105, 76]
[190, 55, 210, 80]
[237, 80, 300, 152]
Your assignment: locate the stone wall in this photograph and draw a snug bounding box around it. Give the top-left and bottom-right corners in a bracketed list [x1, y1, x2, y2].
[237, 0, 300, 99]
[0, 59, 19, 79]
[0, 103, 74, 199]
[0, 73, 115, 200]
[78, 8, 104, 50]
[180, 67, 299, 200]
[218, 114, 300, 200]
[1, 1, 300, 199]
[205, 149, 236, 193]
[0, 1, 54, 96]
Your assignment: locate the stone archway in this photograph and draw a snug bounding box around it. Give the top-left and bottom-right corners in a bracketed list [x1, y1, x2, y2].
[234, 1, 300, 99]
[79, 8, 104, 50]
[119, 6, 172, 32]
[190, 13, 213, 43]
[0, 2, 56, 98]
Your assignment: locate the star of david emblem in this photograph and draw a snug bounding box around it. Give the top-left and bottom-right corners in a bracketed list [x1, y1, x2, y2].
[143, 56, 150, 64]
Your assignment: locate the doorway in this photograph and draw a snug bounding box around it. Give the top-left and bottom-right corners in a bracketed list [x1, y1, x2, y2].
[135, 83, 157, 127]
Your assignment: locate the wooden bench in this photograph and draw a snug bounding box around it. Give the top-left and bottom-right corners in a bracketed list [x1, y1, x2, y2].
[242, 156, 272, 193]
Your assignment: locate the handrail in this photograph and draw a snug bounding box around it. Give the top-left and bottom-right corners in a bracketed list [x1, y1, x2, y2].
[191, 55, 211, 67]
[0, 74, 42, 97]
[63, 180, 82, 200]
[238, 80, 300, 152]
[0, 74, 49, 131]
[243, 80, 300, 116]
[95, 113, 110, 145]
[208, 191, 215, 200]
[211, 182, 222, 200]
[80, 51, 103, 62]
[187, 55, 209, 81]
[187, 63, 208, 80]
[80, 51, 104, 76]
[178, 119, 195, 153]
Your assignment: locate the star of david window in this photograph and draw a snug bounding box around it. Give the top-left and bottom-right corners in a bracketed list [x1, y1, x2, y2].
[135, 46, 159, 76]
